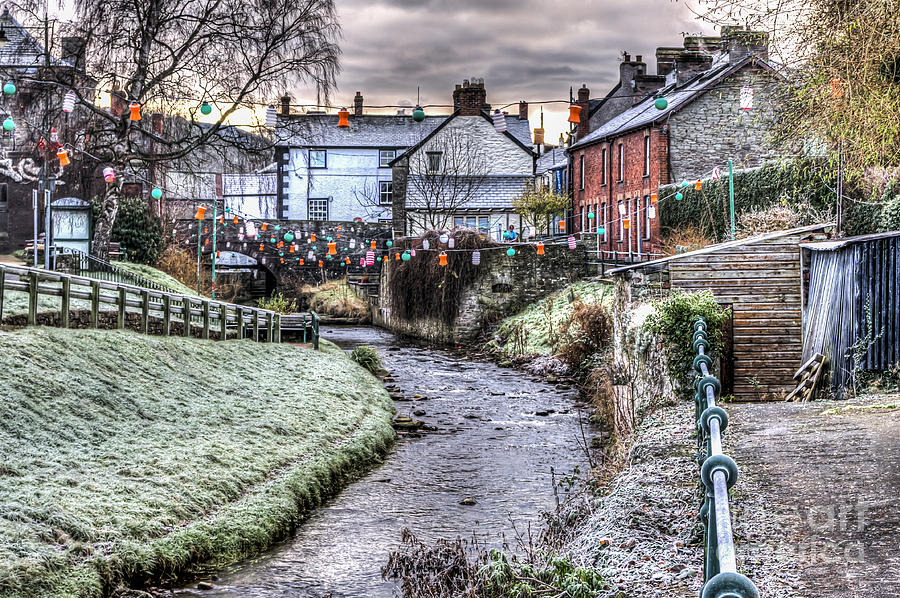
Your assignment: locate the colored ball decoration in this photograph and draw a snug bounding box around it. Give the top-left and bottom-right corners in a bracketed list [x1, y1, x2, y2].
[401, 251, 411, 261]
[151, 187, 163, 200]
[597, 226, 606, 235]
[681, 179, 689, 188]
[3, 81, 15, 95]
[327, 236, 333, 241]
[200, 101, 213, 115]
[412, 106, 426, 122]
[376, 256, 382, 262]
[386, 240, 393, 247]
[283, 231, 294, 242]
[269, 236, 277, 243]
[2, 117, 14, 131]
[675, 192, 684, 201]
[506, 247, 515, 257]
[439, 233, 449, 244]
[275, 225, 281, 231]
[654, 97, 668, 110]
[587, 210, 595, 220]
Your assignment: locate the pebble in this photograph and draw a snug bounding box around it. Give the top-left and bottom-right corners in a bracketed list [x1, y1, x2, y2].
[459, 497, 477, 505]
[197, 581, 214, 590]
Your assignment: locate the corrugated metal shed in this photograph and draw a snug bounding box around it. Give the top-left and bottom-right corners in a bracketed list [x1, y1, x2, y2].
[802, 231, 900, 397]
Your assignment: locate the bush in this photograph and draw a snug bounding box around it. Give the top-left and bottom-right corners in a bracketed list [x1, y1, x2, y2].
[556, 301, 613, 370]
[351, 345, 382, 374]
[257, 292, 297, 314]
[646, 291, 729, 393]
[93, 195, 164, 264]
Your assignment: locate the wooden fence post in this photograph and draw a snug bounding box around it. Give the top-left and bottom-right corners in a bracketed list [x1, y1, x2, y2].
[118, 288, 127, 329]
[236, 307, 244, 340]
[60, 277, 70, 328]
[253, 309, 260, 342]
[274, 314, 281, 343]
[219, 304, 227, 340]
[202, 300, 210, 340]
[0, 267, 5, 322]
[90, 281, 100, 328]
[266, 311, 273, 343]
[27, 272, 38, 326]
[163, 295, 171, 336]
[183, 297, 192, 338]
[140, 290, 150, 334]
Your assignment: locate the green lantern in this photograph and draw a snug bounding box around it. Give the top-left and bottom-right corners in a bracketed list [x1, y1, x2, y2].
[412, 106, 426, 122]
[200, 101, 212, 115]
[151, 187, 163, 200]
[597, 226, 606, 235]
[3, 82, 15, 95]
[326, 254, 332, 260]
[327, 236, 333, 241]
[377, 256, 382, 262]
[506, 247, 515, 257]
[274, 225, 281, 231]
[269, 236, 277, 243]
[311, 245, 317, 250]
[279, 251, 284, 256]
[681, 179, 689, 188]
[654, 97, 668, 110]
[2, 117, 14, 131]
[587, 210, 595, 220]
[401, 251, 411, 261]
[386, 240, 393, 247]
[283, 231, 294, 242]
[675, 192, 684, 201]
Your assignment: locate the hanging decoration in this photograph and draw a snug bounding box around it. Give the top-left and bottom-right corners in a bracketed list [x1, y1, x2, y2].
[438, 252, 448, 266]
[623, 217, 631, 230]
[310, 233, 316, 242]
[739, 85, 753, 111]
[151, 187, 163, 200]
[2, 117, 14, 131]
[401, 251, 411, 261]
[472, 250, 481, 265]
[650, 193, 658, 204]
[195, 205, 207, 219]
[394, 253, 400, 261]
[412, 106, 426, 122]
[654, 97, 668, 110]
[377, 256, 382, 262]
[675, 192, 684, 201]
[261, 223, 268, 231]
[200, 101, 213, 115]
[366, 250, 375, 266]
[289, 244, 296, 253]
[448, 237, 455, 249]
[618, 203, 627, 216]
[308, 250, 315, 260]
[265, 105, 277, 128]
[103, 167, 115, 183]
[269, 236, 277, 243]
[386, 240, 393, 248]
[233, 215, 239, 224]
[337, 107, 350, 127]
[439, 233, 449, 244]
[283, 231, 294, 242]
[536, 242, 545, 255]
[349, 239, 356, 249]
[422, 239, 430, 250]
[830, 78, 843, 99]
[567, 104, 582, 123]
[559, 220, 565, 232]
[62, 90, 76, 113]
[318, 260, 324, 268]
[129, 102, 141, 121]
[568, 236, 576, 250]
[506, 247, 516, 257]
[345, 257, 351, 265]
[648, 206, 656, 219]
[587, 210, 595, 221]
[694, 180, 702, 191]
[245, 221, 257, 237]
[410, 248, 416, 257]
[370, 239, 376, 250]
[57, 149, 70, 166]
[327, 241, 337, 255]
[2, 81, 15, 95]
[681, 179, 689, 188]
[492, 110, 506, 133]
[597, 226, 606, 235]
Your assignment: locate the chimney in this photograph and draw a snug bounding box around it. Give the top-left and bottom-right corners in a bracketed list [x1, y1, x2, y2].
[518, 100, 528, 121]
[675, 51, 714, 85]
[576, 84, 590, 140]
[722, 26, 769, 63]
[354, 91, 364, 116]
[656, 47, 682, 77]
[61, 37, 86, 71]
[452, 79, 488, 116]
[619, 52, 647, 93]
[151, 113, 164, 135]
[280, 94, 291, 116]
[683, 36, 723, 54]
[109, 88, 127, 117]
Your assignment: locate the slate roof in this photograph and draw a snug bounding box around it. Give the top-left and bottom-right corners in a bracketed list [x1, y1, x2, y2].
[0, 9, 74, 70]
[278, 114, 446, 148]
[569, 53, 775, 150]
[536, 147, 568, 174]
[406, 175, 531, 210]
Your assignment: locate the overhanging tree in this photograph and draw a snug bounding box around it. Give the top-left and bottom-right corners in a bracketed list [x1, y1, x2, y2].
[513, 183, 569, 238]
[13, 0, 340, 259]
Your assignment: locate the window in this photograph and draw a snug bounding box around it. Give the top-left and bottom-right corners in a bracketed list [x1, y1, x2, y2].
[579, 154, 585, 190]
[601, 148, 607, 185]
[600, 202, 607, 242]
[644, 195, 652, 240]
[580, 205, 585, 231]
[379, 149, 396, 168]
[379, 181, 393, 205]
[617, 143, 624, 182]
[308, 198, 328, 220]
[643, 136, 650, 176]
[426, 151, 442, 173]
[453, 216, 490, 232]
[617, 200, 624, 242]
[309, 149, 326, 168]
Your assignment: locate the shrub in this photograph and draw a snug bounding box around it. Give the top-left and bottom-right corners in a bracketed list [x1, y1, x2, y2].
[646, 290, 729, 393]
[658, 224, 713, 256]
[351, 346, 382, 374]
[93, 195, 164, 264]
[257, 292, 297, 314]
[556, 301, 613, 370]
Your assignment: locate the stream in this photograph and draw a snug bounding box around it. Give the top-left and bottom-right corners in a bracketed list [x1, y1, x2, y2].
[175, 325, 592, 598]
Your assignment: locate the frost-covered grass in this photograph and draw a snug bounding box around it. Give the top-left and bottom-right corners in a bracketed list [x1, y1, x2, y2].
[113, 262, 200, 296]
[0, 327, 395, 597]
[488, 280, 612, 356]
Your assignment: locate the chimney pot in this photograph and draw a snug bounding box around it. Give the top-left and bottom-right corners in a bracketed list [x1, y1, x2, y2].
[280, 94, 291, 116]
[518, 100, 528, 121]
[452, 79, 488, 116]
[353, 91, 364, 116]
[624, 53, 631, 62]
[636, 55, 642, 62]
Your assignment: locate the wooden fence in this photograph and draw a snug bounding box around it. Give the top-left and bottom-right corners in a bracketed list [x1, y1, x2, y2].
[0, 263, 282, 342]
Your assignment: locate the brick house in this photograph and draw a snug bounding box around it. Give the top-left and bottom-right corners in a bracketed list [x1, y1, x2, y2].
[568, 28, 778, 257]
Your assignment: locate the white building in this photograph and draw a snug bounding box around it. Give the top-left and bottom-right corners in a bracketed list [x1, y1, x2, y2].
[275, 99, 444, 223]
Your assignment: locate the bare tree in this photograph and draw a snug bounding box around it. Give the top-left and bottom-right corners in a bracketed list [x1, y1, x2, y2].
[12, 0, 340, 259]
[513, 182, 569, 238]
[404, 131, 490, 232]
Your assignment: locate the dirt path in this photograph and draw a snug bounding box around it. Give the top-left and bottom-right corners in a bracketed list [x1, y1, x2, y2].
[727, 395, 900, 598]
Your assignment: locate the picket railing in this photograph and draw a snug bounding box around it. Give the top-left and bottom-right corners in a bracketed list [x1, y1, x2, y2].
[0, 263, 280, 342]
[692, 317, 759, 598]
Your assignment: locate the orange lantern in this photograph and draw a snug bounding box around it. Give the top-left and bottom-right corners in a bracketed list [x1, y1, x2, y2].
[623, 217, 631, 230]
[277, 241, 284, 248]
[57, 148, 70, 166]
[195, 205, 207, 220]
[337, 107, 350, 127]
[327, 241, 337, 255]
[337, 225, 343, 231]
[438, 252, 448, 266]
[129, 102, 141, 121]
[261, 223, 268, 231]
[204, 239, 210, 245]
[289, 245, 295, 253]
[203, 227, 208, 234]
[536, 242, 545, 255]
[370, 239, 376, 250]
[650, 193, 658, 204]
[299, 258, 305, 265]
[345, 257, 351, 265]
[318, 260, 324, 268]
[219, 216, 224, 224]
[233, 215, 239, 224]
[336, 233, 341, 239]
[567, 104, 582, 123]
[310, 233, 316, 242]
[695, 180, 702, 191]
[559, 220, 565, 231]
[258, 243, 264, 251]
[280, 258, 285, 264]
[830, 78, 843, 99]
[216, 251, 220, 257]
[395, 253, 400, 261]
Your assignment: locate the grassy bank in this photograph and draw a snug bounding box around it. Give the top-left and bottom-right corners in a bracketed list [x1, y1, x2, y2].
[115, 262, 200, 296]
[299, 279, 370, 322]
[485, 280, 612, 357]
[0, 327, 395, 597]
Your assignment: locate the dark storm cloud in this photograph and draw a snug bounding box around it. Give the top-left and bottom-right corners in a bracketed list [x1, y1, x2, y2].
[296, 0, 714, 135]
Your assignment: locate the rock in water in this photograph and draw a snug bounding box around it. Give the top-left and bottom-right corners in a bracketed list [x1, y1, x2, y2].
[459, 497, 477, 505]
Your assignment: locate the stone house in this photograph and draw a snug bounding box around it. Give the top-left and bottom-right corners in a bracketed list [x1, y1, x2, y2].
[274, 94, 444, 223]
[390, 80, 535, 241]
[567, 27, 778, 257]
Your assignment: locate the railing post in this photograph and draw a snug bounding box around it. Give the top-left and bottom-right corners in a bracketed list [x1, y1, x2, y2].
[0, 267, 5, 322]
[253, 309, 260, 342]
[118, 288, 127, 329]
[236, 307, 244, 340]
[27, 272, 38, 326]
[60, 277, 70, 329]
[219, 303, 227, 340]
[163, 295, 171, 336]
[182, 298, 192, 338]
[140, 290, 150, 334]
[202, 300, 210, 340]
[266, 311, 273, 343]
[90, 280, 100, 328]
[275, 313, 281, 343]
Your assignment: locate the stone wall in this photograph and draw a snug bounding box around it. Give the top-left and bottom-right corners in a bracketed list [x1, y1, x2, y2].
[373, 242, 587, 344]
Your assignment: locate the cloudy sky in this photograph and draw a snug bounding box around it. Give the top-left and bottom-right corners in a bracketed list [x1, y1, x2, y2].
[298, 0, 717, 140]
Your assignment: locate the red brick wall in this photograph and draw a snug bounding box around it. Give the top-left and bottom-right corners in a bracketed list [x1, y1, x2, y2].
[571, 125, 669, 256]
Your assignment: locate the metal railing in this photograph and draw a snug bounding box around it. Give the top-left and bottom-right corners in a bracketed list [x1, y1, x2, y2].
[0, 262, 281, 343]
[692, 317, 759, 598]
[53, 247, 182, 295]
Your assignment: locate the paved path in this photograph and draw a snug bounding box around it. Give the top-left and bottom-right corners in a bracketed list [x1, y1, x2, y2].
[727, 396, 900, 598]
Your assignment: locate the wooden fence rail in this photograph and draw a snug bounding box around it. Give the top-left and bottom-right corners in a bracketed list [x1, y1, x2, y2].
[0, 263, 282, 343]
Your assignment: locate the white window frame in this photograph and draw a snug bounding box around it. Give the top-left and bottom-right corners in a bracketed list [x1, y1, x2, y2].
[308, 149, 326, 169]
[579, 154, 585, 190]
[308, 198, 328, 220]
[644, 195, 652, 240]
[617, 143, 624, 182]
[643, 136, 650, 177]
[426, 151, 442, 173]
[600, 202, 607, 242]
[379, 149, 396, 168]
[379, 181, 393, 205]
[601, 148, 607, 185]
[617, 200, 624, 242]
